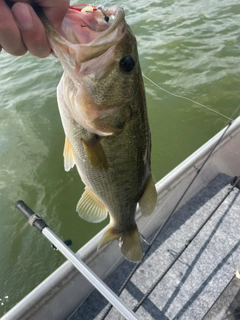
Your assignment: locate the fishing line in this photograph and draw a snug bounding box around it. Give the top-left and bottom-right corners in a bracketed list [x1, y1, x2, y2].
[142, 73, 233, 121]
[101, 105, 240, 319]
[228, 104, 240, 123]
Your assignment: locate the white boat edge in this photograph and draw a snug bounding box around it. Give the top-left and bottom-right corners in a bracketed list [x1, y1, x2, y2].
[2, 116, 240, 320]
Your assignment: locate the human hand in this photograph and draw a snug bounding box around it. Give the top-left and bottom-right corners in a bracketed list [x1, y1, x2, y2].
[0, 0, 69, 57]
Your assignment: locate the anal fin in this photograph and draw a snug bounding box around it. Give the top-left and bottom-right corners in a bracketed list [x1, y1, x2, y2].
[77, 187, 108, 223]
[139, 174, 157, 216]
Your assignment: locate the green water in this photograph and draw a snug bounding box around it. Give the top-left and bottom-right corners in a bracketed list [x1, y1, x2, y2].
[0, 0, 240, 315]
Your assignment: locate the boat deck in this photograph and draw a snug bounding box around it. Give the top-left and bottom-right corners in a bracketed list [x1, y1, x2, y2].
[69, 173, 240, 320]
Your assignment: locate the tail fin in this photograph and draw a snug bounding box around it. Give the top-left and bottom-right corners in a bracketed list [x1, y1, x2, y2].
[120, 227, 143, 262]
[98, 225, 143, 262]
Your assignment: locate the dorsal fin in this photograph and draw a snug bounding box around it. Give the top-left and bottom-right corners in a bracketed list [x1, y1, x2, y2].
[139, 174, 157, 216]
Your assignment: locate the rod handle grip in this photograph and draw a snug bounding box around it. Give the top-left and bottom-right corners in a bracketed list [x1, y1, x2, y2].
[15, 200, 48, 232]
[15, 200, 35, 219]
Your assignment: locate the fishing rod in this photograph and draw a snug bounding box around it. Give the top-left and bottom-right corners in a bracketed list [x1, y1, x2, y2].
[15, 200, 139, 320]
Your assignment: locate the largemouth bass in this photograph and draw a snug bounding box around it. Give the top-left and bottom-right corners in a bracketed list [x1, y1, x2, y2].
[43, 4, 157, 262]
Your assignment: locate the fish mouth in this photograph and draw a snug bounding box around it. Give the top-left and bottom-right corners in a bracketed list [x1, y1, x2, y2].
[63, 5, 125, 42]
[55, 5, 126, 63]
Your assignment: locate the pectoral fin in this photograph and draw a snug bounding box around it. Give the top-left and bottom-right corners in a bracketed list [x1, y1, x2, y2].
[139, 174, 157, 216]
[77, 187, 108, 223]
[82, 136, 108, 170]
[63, 136, 76, 172]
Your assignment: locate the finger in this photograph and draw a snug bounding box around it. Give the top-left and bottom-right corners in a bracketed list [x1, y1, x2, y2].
[10, 0, 70, 31]
[35, 0, 70, 30]
[12, 2, 51, 58]
[0, 0, 27, 55]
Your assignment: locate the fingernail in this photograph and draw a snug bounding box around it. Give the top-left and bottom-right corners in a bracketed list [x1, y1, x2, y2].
[12, 3, 33, 30]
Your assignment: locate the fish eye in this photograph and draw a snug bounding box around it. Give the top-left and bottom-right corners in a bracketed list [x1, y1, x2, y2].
[119, 56, 135, 73]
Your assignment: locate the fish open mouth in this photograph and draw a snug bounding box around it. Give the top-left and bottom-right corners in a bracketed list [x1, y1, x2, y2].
[61, 4, 125, 46]
[43, 4, 127, 64]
